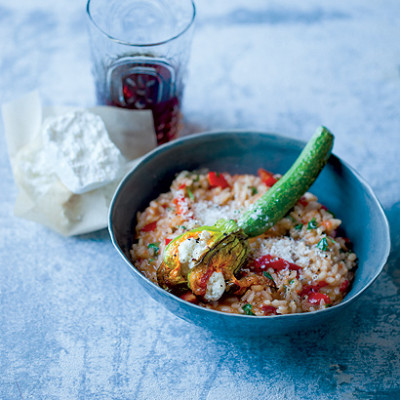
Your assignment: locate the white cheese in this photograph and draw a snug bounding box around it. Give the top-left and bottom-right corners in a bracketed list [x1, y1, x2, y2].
[178, 238, 198, 271]
[42, 110, 125, 194]
[15, 137, 57, 198]
[178, 230, 212, 273]
[191, 201, 239, 226]
[204, 271, 226, 302]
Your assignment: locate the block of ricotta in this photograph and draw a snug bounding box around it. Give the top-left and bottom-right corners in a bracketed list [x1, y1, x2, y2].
[42, 110, 125, 194]
[2, 91, 156, 236]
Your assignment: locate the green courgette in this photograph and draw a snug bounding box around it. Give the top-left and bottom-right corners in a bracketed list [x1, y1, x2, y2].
[238, 126, 334, 237]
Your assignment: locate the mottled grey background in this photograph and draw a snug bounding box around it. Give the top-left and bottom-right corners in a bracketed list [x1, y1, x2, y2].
[1, 1, 399, 399]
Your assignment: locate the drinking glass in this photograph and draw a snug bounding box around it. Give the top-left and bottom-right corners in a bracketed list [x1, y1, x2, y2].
[87, 0, 196, 144]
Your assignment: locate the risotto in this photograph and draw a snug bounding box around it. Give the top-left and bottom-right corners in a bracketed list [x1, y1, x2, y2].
[130, 169, 357, 316]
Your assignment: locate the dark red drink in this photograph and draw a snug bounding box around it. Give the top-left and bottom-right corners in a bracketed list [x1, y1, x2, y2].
[97, 56, 182, 145]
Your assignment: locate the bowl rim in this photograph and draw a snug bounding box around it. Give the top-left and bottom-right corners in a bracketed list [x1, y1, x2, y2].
[108, 130, 391, 320]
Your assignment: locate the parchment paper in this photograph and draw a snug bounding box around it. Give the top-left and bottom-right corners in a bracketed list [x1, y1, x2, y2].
[2, 91, 157, 236]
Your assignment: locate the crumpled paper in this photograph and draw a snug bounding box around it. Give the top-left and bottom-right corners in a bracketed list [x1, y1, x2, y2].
[2, 91, 156, 236]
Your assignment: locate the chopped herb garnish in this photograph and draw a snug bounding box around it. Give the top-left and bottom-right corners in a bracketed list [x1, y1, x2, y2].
[328, 237, 337, 244]
[307, 218, 318, 230]
[193, 174, 200, 182]
[295, 224, 303, 230]
[148, 242, 160, 255]
[242, 303, 255, 315]
[187, 188, 195, 201]
[215, 172, 220, 177]
[178, 225, 187, 230]
[289, 279, 295, 285]
[316, 237, 329, 251]
[251, 186, 258, 196]
[263, 271, 274, 281]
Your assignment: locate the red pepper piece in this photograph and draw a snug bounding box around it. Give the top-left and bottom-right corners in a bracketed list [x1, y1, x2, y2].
[141, 221, 158, 232]
[298, 197, 308, 207]
[308, 292, 332, 305]
[261, 305, 277, 315]
[258, 168, 278, 187]
[165, 238, 172, 246]
[298, 280, 328, 297]
[178, 183, 186, 190]
[208, 171, 229, 189]
[339, 279, 349, 293]
[173, 195, 187, 215]
[250, 254, 302, 273]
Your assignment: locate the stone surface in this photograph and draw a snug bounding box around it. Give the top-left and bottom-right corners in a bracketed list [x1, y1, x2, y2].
[0, 0, 399, 399]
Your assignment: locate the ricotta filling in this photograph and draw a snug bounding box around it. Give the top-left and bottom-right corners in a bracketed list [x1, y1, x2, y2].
[178, 230, 212, 274]
[204, 271, 226, 302]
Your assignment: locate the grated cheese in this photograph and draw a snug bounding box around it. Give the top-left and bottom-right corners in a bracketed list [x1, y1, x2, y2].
[250, 237, 319, 268]
[191, 201, 238, 226]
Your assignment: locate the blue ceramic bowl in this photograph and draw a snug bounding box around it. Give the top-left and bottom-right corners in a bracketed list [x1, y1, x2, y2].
[108, 131, 390, 336]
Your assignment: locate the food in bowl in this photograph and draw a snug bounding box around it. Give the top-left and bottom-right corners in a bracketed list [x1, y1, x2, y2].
[130, 167, 357, 316]
[108, 128, 390, 335]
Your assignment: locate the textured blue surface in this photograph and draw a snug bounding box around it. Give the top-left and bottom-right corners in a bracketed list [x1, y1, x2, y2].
[1, 1, 400, 399]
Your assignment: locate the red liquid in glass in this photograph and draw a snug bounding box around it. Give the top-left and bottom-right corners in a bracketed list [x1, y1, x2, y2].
[99, 56, 182, 145]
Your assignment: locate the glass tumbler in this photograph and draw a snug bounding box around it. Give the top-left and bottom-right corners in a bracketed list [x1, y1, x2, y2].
[86, 0, 196, 145]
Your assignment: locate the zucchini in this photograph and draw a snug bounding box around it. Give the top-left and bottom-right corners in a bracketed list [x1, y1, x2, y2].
[237, 126, 334, 237]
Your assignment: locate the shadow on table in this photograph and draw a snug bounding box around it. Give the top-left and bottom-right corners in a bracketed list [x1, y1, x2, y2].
[76, 228, 110, 241]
